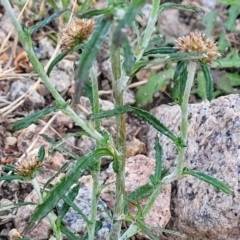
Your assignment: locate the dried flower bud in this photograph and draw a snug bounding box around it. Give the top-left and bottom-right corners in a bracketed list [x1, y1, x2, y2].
[59, 18, 95, 52]
[175, 30, 221, 64]
[15, 158, 41, 178]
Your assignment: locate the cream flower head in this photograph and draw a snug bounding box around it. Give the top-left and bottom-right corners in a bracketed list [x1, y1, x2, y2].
[59, 18, 95, 52]
[15, 158, 41, 178]
[175, 31, 221, 64]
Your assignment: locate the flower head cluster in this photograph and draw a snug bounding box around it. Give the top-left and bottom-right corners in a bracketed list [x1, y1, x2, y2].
[59, 18, 95, 52]
[175, 31, 220, 64]
[15, 158, 41, 179]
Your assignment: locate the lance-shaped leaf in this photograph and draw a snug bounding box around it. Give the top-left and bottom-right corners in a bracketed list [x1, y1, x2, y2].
[200, 63, 213, 100]
[136, 219, 160, 240]
[26, 148, 112, 232]
[0, 175, 24, 181]
[78, 8, 112, 18]
[143, 47, 176, 56]
[132, 107, 185, 147]
[159, 3, 204, 15]
[151, 136, 163, 185]
[28, 9, 68, 35]
[183, 168, 233, 195]
[38, 145, 45, 162]
[47, 51, 69, 76]
[74, 16, 113, 103]
[12, 107, 57, 131]
[113, 0, 147, 46]
[61, 226, 79, 240]
[122, 37, 135, 74]
[89, 106, 183, 147]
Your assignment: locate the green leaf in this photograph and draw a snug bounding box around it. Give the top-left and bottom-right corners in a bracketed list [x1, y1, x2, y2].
[38, 146, 45, 162]
[75, 15, 112, 103]
[224, 5, 240, 31]
[200, 63, 213, 100]
[159, 2, 204, 15]
[135, 70, 168, 107]
[183, 168, 233, 195]
[47, 51, 69, 76]
[3, 164, 15, 172]
[136, 219, 160, 240]
[28, 9, 67, 35]
[27, 148, 112, 231]
[153, 136, 163, 184]
[78, 8, 112, 18]
[61, 0, 70, 8]
[0, 175, 24, 181]
[113, 0, 147, 46]
[202, 11, 218, 37]
[217, 0, 240, 5]
[122, 37, 135, 74]
[127, 183, 153, 204]
[88, 105, 132, 120]
[47, 0, 60, 10]
[132, 107, 184, 147]
[43, 162, 71, 190]
[12, 107, 57, 131]
[143, 47, 176, 56]
[61, 226, 79, 240]
[83, 80, 93, 107]
[89, 105, 183, 147]
[61, 193, 90, 224]
[191, 71, 207, 100]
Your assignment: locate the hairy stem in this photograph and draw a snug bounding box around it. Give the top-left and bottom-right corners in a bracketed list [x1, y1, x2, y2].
[162, 61, 197, 184]
[109, 35, 126, 240]
[31, 178, 61, 240]
[88, 64, 101, 240]
[135, 0, 161, 62]
[2, 0, 103, 142]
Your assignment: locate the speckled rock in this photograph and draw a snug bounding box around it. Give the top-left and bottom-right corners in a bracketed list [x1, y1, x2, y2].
[57, 176, 112, 239]
[14, 190, 53, 240]
[148, 94, 240, 239]
[101, 155, 171, 238]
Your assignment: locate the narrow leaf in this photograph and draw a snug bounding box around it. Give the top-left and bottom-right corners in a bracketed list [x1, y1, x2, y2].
[132, 107, 184, 147]
[61, 193, 90, 224]
[38, 145, 45, 162]
[27, 148, 112, 231]
[47, 51, 69, 76]
[88, 106, 132, 120]
[83, 80, 93, 107]
[143, 47, 176, 56]
[57, 184, 80, 224]
[183, 168, 233, 195]
[122, 37, 135, 74]
[200, 63, 213, 100]
[159, 3, 204, 15]
[0, 175, 24, 181]
[12, 107, 57, 131]
[136, 219, 160, 240]
[61, 226, 79, 240]
[153, 136, 163, 183]
[127, 183, 153, 203]
[78, 8, 112, 18]
[28, 9, 67, 35]
[113, 0, 147, 46]
[75, 16, 112, 103]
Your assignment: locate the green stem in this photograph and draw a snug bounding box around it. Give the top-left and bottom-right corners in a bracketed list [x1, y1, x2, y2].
[2, 0, 103, 142]
[109, 32, 126, 240]
[135, 0, 161, 62]
[31, 178, 61, 240]
[88, 64, 101, 240]
[162, 61, 197, 184]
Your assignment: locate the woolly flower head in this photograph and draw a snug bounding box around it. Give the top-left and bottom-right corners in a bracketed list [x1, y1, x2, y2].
[15, 158, 41, 178]
[175, 31, 220, 64]
[59, 18, 95, 52]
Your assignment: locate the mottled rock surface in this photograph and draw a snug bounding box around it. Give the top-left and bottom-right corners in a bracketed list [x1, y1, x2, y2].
[148, 94, 240, 239]
[102, 155, 171, 238]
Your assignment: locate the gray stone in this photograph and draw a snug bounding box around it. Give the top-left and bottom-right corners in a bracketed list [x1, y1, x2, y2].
[148, 94, 240, 239]
[50, 69, 71, 93]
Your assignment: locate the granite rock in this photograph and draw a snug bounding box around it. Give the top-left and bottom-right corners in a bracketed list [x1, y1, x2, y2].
[148, 94, 240, 239]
